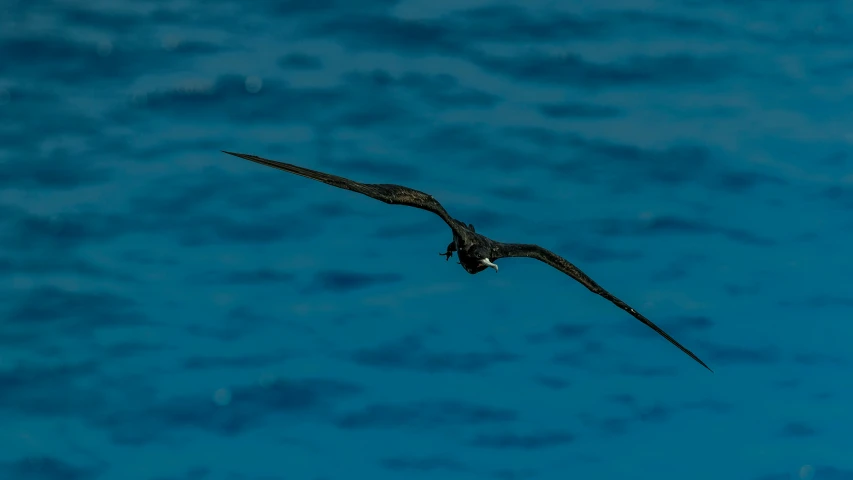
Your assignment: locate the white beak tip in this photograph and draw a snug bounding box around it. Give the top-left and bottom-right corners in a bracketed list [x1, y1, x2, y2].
[481, 258, 498, 272]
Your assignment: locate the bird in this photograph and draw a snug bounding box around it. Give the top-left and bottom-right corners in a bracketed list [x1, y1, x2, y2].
[221, 151, 713, 372]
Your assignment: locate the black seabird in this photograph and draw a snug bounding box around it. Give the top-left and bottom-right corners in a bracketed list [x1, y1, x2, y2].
[222, 151, 713, 372]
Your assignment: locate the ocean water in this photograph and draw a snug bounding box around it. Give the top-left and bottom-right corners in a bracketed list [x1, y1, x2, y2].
[1, 0, 851, 479]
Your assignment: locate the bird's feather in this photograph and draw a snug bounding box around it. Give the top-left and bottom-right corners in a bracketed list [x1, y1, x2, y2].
[492, 242, 713, 372]
[222, 151, 468, 238]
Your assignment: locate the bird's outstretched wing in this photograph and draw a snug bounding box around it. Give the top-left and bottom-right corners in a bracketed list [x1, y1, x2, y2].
[222, 151, 467, 237]
[492, 242, 712, 372]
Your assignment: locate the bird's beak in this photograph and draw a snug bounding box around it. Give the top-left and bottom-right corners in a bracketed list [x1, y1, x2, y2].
[481, 258, 498, 272]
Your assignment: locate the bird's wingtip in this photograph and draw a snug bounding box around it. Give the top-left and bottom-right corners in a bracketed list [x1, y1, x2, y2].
[222, 150, 254, 160]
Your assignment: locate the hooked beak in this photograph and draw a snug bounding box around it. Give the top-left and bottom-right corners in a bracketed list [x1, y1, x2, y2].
[480, 258, 498, 272]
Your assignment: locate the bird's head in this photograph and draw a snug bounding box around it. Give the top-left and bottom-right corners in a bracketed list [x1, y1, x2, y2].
[473, 246, 498, 272]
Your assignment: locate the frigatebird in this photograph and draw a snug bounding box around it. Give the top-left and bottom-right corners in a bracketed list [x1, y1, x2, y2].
[222, 151, 712, 372]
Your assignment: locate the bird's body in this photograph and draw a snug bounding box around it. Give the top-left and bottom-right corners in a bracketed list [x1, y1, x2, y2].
[444, 224, 496, 274]
[222, 151, 713, 372]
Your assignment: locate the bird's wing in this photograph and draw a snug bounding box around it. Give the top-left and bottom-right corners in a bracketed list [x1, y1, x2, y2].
[223, 151, 468, 237]
[492, 242, 712, 372]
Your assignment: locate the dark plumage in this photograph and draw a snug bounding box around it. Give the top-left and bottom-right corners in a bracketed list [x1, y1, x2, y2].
[222, 151, 712, 372]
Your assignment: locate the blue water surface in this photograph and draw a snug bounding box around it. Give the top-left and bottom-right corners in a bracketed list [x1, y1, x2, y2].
[1, 0, 851, 479]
